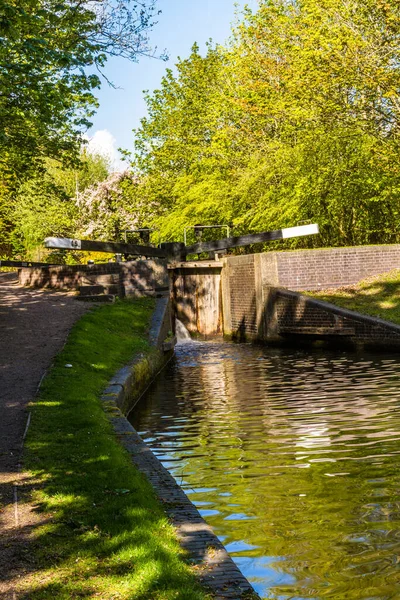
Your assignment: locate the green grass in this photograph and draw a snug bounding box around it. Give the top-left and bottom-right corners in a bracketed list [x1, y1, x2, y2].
[310, 269, 400, 326]
[21, 298, 211, 600]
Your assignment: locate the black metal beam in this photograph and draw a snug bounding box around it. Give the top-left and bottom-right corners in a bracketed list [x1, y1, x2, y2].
[185, 224, 319, 255]
[44, 237, 166, 258]
[0, 260, 55, 268]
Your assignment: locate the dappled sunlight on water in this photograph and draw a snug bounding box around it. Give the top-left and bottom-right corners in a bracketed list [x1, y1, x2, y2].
[130, 343, 400, 599]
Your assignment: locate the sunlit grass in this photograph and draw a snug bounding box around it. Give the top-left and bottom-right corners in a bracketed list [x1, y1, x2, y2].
[22, 298, 210, 600]
[310, 269, 400, 326]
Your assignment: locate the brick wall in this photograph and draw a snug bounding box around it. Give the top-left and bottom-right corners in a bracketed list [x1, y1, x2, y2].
[272, 289, 400, 349]
[221, 251, 400, 348]
[227, 255, 257, 337]
[272, 245, 400, 291]
[274, 293, 337, 330]
[223, 245, 400, 295]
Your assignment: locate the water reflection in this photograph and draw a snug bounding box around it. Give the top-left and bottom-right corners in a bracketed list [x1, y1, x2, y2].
[129, 343, 400, 599]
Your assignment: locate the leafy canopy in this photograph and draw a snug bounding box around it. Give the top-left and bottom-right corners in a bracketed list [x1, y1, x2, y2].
[0, 0, 161, 171]
[0, 0, 161, 257]
[124, 0, 400, 250]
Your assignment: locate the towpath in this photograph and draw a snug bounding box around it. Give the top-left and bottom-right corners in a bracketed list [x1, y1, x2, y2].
[0, 272, 90, 598]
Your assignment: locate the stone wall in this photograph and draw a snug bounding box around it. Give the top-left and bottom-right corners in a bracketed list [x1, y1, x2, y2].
[21, 243, 395, 345]
[18, 259, 169, 297]
[18, 262, 117, 290]
[120, 260, 169, 297]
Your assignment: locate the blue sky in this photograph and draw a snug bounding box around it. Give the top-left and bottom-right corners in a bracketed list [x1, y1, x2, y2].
[87, 0, 257, 167]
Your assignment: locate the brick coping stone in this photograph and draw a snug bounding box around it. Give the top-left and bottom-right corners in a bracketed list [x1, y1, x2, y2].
[101, 370, 259, 600]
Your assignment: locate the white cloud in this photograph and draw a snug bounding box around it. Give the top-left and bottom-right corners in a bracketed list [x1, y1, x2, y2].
[85, 129, 126, 172]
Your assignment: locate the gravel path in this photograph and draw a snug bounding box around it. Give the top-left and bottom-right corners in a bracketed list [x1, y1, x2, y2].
[0, 272, 90, 598]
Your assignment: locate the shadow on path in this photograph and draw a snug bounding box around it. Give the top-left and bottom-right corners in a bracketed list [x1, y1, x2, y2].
[0, 272, 91, 598]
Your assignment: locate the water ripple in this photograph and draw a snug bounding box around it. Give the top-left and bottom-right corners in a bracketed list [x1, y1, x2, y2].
[130, 343, 400, 599]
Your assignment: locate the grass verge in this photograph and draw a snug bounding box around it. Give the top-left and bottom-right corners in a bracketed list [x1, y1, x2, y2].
[310, 269, 400, 326]
[21, 298, 210, 600]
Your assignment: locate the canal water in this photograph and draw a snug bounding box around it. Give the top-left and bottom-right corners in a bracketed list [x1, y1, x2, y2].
[129, 341, 400, 599]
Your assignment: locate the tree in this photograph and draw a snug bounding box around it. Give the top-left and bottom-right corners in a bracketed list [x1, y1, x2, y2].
[0, 0, 161, 257]
[129, 0, 400, 249]
[76, 170, 140, 240]
[132, 43, 236, 241]
[0, 0, 161, 170]
[227, 0, 400, 245]
[11, 151, 110, 259]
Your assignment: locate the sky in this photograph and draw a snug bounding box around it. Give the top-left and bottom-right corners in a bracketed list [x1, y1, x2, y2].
[87, 0, 257, 169]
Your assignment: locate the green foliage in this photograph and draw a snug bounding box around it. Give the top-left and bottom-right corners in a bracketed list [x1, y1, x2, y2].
[0, 0, 160, 257]
[5, 0, 400, 256]
[48, 150, 111, 198]
[12, 176, 76, 255]
[0, 0, 160, 171]
[125, 0, 400, 249]
[11, 151, 110, 259]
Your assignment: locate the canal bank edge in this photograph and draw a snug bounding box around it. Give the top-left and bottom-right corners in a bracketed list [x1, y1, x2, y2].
[101, 297, 259, 600]
[103, 296, 175, 415]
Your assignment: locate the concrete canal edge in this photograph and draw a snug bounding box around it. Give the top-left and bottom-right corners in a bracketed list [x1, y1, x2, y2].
[100, 296, 260, 600]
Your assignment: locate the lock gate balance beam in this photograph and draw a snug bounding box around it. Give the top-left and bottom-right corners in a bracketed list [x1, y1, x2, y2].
[44, 237, 167, 259]
[184, 224, 319, 256]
